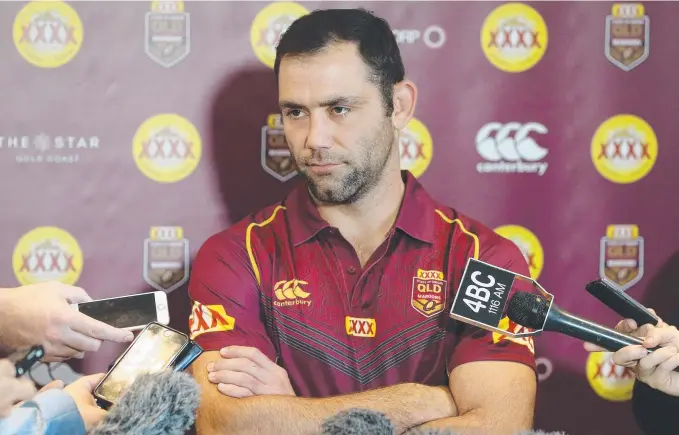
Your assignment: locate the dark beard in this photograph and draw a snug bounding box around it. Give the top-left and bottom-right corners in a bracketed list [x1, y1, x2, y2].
[302, 123, 394, 205]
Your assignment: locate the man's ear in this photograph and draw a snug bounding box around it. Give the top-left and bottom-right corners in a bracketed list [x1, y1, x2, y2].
[391, 80, 417, 130]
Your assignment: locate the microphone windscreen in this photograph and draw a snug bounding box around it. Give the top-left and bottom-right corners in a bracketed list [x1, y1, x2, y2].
[517, 431, 568, 435]
[91, 370, 200, 435]
[322, 408, 394, 435]
[507, 291, 550, 329]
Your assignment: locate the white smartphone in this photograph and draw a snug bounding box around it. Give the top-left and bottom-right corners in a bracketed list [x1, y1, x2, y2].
[73, 291, 170, 331]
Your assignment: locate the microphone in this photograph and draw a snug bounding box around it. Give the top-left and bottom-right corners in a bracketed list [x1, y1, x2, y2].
[506, 291, 656, 352]
[321, 408, 567, 435]
[322, 408, 394, 435]
[91, 370, 200, 435]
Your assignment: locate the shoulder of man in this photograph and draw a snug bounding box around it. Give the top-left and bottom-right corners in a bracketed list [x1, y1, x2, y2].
[432, 205, 517, 260]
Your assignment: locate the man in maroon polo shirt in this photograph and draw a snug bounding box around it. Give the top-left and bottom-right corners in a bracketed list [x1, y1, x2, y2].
[188, 8, 536, 435]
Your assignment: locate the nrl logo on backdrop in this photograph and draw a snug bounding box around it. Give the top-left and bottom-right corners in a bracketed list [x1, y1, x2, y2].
[145, 0, 190, 68]
[143, 226, 189, 293]
[600, 224, 644, 292]
[261, 114, 297, 182]
[605, 3, 649, 71]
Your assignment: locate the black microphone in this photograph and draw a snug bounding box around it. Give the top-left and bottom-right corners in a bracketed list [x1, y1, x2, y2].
[507, 291, 657, 352]
[91, 370, 200, 435]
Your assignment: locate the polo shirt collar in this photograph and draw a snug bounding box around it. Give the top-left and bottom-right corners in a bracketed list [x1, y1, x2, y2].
[286, 170, 438, 246]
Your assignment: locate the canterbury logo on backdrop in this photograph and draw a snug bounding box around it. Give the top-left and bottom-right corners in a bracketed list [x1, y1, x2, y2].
[273, 279, 312, 307]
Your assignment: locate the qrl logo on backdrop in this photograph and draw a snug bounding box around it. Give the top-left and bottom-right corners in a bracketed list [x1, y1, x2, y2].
[476, 122, 549, 175]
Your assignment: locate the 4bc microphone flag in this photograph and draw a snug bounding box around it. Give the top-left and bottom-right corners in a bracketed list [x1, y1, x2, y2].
[449, 258, 548, 339]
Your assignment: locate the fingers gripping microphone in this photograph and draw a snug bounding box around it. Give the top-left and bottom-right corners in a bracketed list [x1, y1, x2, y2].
[507, 292, 656, 352]
[91, 370, 200, 435]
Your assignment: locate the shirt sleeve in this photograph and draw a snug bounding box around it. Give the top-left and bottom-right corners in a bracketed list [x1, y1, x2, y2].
[447, 238, 537, 373]
[0, 389, 86, 435]
[188, 232, 277, 360]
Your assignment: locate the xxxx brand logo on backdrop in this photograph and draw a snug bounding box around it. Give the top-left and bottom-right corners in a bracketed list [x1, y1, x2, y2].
[481, 3, 548, 73]
[591, 114, 657, 184]
[145, 0, 190, 68]
[143, 226, 189, 293]
[261, 114, 297, 182]
[605, 3, 649, 72]
[250, 2, 309, 69]
[133, 114, 202, 183]
[400, 118, 433, 178]
[13, 226, 83, 286]
[494, 225, 544, 280]
[600, 224, 644, 292]
[13, 1, 83, 68]
[587, 351, 635, 402]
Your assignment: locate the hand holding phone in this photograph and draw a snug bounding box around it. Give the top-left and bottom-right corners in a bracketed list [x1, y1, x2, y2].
[73, 291, 170, 331]
[585, 279, 659, 326]
[94, 322, 189, 408]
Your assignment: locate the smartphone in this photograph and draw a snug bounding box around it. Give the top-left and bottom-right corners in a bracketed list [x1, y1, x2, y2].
[585, 279, 660, 326]
[93, 322, 189, 408]
[8, 345, 44, 377]
[73, 291, 170, 331]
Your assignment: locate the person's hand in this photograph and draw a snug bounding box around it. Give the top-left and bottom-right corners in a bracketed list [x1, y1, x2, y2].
[0, 281, 134, 361]
[13, 379, 66, 408]
[206, 346, 296, 398]
[0, 359, 37, 417]
[583, 308, 665, 353]
[611, 325, 679, 396]
[64, 374, 108, 431]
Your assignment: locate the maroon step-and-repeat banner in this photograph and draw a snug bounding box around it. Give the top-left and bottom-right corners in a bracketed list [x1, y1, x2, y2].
[1, 2, 678, 434]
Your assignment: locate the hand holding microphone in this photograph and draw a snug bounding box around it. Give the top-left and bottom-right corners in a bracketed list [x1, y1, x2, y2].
[584, 318, 679, 397]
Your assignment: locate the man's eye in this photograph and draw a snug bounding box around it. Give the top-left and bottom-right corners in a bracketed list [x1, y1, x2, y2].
[285, 109, 303, 118]
[332, 107, 350, 116]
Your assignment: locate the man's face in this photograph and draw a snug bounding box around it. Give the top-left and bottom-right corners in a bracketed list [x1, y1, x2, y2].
[277, 42, 395, 204]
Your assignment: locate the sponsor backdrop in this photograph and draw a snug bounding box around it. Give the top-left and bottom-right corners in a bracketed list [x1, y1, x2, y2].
[1, 1, 678, 434]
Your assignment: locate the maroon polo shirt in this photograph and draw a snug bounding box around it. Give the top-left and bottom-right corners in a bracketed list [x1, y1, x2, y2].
[188, 171, 535, 397]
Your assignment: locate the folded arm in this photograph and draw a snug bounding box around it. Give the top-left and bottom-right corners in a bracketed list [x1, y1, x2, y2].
[192, 352, 456, 435]
[405, 360, 536, 435]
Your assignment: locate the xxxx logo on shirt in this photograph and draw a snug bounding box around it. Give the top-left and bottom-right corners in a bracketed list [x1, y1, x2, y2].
[188, 301, 235, 340]
[492, 316, 535, 354]
[345, 316, 376, 338]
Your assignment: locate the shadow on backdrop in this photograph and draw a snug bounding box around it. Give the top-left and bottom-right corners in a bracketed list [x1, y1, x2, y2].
[150, 66, 300, 435]
[209, 65, 299, 224]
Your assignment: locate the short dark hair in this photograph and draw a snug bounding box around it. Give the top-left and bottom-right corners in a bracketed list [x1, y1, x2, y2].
[274, 8, 405, 116]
